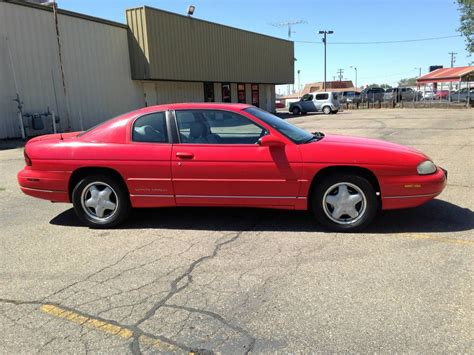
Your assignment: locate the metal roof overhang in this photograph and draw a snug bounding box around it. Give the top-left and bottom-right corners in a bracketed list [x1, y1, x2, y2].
[416, 66, 474, 85]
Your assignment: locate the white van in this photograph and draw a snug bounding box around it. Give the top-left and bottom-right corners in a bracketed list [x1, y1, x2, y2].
[289, 92, 341, 115]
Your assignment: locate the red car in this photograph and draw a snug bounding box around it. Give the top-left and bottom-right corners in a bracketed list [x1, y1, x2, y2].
[18, 103, 447, 232]
[435, 90, 450, 100]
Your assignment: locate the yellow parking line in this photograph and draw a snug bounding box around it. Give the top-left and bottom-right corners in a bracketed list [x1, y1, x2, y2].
[400, 233, 473, 245]
[40, 304, 177, 351]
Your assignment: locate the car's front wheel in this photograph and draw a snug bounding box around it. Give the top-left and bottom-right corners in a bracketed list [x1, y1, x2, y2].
[292, 107, 301, 115]
[311, 174, 378, 232]
[322, 106, 332, 114]
[72, 175, 130, 228]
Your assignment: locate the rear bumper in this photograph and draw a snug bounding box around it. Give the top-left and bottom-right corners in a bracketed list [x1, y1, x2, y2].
[381, 167, 447, 210]
[17, 167, 70, 203]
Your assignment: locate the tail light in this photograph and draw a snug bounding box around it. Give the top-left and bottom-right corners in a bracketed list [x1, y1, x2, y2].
[24, 150, 32, 166]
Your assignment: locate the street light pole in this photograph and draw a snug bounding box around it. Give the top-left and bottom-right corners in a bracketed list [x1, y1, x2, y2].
[297, 69, 301, 97]
[349, 66, 357, 89]
[318, 30, 333, 91]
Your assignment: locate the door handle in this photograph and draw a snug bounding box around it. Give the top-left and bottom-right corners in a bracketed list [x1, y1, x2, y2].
[176, 152, 194, 159]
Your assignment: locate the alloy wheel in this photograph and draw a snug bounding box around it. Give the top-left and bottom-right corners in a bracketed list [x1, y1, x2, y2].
[322, 182, 367, 225]
[80, 182, 119, 222]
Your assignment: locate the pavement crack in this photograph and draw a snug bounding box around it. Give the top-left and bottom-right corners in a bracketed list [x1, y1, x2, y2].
[165, 304, 256, 354]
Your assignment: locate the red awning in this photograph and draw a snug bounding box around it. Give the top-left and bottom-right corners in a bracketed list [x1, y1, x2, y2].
[417, 66, 474, 84]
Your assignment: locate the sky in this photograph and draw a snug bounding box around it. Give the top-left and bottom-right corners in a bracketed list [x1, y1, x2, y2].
[59, 0, 470, 94]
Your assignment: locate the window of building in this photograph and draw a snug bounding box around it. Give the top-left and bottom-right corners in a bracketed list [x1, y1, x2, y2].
[175, 110, 265, 145]
[251, 84, 259, 107]
[222, 83, 231, 103]
[315, 93, 329, 100]
[132, 112, 168, 143]
[237, 84, 246, 103]
[203, 82, 215, 102]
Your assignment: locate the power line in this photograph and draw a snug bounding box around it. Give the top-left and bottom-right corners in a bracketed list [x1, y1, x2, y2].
[294, 34, 461, 45]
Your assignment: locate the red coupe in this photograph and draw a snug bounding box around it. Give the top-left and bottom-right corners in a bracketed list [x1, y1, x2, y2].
[18, 103, 447, 231]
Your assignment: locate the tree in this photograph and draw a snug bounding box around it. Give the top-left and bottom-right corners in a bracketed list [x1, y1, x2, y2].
[456, 0, 473, 55]
[398, 77, 418, 87]
[367, 83, 392, 89]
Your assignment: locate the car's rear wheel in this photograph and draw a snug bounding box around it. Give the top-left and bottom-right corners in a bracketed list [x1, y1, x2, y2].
[72, 175, 130, 228]
[292, 107, 301, 115]
[322, 106, 332, 114]
[311, 174, 378, 232]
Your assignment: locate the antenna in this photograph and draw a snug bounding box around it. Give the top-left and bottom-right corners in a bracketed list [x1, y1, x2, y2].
[268, 20, 307, 39]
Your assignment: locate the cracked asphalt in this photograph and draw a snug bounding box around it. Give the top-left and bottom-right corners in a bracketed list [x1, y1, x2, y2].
[0, 108, 473, 353]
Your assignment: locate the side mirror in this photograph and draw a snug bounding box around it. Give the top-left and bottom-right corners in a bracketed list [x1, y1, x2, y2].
[258, 135, 285, 147]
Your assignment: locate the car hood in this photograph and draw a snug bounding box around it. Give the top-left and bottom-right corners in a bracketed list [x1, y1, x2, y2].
[300, 134, 429, 167]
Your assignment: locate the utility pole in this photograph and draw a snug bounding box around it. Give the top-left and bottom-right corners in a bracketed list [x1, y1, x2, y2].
[269, 20, 307, 95]
[414, 67, 422, 77]
[448, 52, 457, 102]
[318, 30, 334, 91]
[449, 52, 457, 68]
[337, 68, 344, 81]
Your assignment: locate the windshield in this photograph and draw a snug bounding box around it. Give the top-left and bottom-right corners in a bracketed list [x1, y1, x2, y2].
[243, 107, 315, 144]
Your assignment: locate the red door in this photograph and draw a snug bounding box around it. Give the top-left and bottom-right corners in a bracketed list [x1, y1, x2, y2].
[171, 109, 303, 207]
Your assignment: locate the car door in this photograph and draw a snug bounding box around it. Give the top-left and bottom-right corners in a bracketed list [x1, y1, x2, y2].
[299, 94, 316, 112]
[314, 93, 329, 110]
[171, 109, 303, 207]
[124, 110, 174, 208]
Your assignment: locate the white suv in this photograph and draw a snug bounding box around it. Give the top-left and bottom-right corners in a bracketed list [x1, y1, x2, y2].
[289, 92, 341, 115]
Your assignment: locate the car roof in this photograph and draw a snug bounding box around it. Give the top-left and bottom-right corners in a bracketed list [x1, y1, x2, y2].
[133, 102, 252, 115]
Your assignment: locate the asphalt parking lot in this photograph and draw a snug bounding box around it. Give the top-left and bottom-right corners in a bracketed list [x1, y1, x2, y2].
[0, 108, 472, 353]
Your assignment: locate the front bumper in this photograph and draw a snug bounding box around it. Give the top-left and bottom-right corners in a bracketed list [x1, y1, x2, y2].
[381, 167, 447, 210]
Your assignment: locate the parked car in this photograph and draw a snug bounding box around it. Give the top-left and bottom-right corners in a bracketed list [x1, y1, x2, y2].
[339, 91, 361, 104]
[384, 87, 420, 102]
[450, 88, 474, 102]
[18, 103, 447, 232]
[289, 92, 341, 115]
[275, 101, 285, 109]
[421, 91, 435, 100]
[435, 90, 450, 100]
[360, 87, 385, 102]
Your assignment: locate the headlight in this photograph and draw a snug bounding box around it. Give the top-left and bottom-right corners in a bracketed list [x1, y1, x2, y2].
[417, 160, 437, 175]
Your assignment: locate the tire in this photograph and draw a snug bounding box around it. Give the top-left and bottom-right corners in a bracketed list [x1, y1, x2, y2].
[292, 107, 301, 115]
[322, 106, 332, 115]
[311, 174, 378, 232]
[72, 174, 131, 228]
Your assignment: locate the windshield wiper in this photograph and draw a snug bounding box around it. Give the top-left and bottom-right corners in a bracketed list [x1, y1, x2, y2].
[302, 131, 325, 144]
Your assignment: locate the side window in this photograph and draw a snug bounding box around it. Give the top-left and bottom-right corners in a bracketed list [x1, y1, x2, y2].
[315, 93, 329, 100]
[301, 94, 313, 101]
[132, 112, 168, 143]
[175, 110, 265, 145]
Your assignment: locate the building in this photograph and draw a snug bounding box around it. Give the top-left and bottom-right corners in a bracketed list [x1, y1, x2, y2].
[0, 0, 294, 139]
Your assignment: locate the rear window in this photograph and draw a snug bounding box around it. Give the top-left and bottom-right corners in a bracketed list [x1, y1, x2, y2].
[315, 93, 329, 100]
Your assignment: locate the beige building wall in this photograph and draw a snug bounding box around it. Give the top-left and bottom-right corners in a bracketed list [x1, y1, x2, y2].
[127, 6, 294, 84]
[0, 1, 143, 138]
